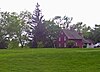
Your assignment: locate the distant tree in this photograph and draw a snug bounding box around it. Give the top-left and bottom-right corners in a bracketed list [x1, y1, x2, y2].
[6, 12, 27, 48]
[31, 3, 47, 48]
[19, 11, 32, 47]
[53, 16, 73, 28]
[71, 22, 91, 39]
[0, 11, 31, 48]
[44, 20, 61, 47]
[71, 22, 83, 33]
[90, 24, 100, 43]
[0, 11, 10, 48]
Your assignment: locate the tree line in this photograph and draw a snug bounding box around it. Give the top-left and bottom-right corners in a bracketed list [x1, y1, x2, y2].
[0, 3, 100, 49]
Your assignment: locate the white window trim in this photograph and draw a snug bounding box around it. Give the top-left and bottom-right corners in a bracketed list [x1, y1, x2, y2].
[59, 43, 61, 47]
[64, 36, 66, 41]
[59, 37, 61, 41]
[64, 43, 66, 47]
[76, 42, 77, 46]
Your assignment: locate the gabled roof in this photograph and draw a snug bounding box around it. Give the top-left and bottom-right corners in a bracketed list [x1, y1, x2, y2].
[62, 29, 82, 39]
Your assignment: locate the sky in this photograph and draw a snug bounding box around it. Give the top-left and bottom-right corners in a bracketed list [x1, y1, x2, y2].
[0, 0, 100, 27]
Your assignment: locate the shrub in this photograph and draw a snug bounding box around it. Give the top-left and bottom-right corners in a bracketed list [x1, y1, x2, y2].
[37, 41, 44, 48]
[8, 40, 19, 49]
[66, 40, 76, 48]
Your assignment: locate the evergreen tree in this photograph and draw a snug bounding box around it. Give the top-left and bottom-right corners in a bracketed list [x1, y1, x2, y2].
[31, 3, 47, 48]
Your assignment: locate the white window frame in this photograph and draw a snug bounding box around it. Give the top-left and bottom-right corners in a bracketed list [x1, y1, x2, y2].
[64, 43, 66, 47]
[59, 43, 61, 47]
[76, 42, 77, 46]
[59, 37, 61, 41]
[64, 36, 66, 41]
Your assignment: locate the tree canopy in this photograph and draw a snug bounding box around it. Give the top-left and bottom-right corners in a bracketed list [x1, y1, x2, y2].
[0, 3, 99, 48]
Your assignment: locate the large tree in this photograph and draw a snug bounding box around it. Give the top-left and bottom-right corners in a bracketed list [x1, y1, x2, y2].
[44, 20, 61, 47]
[71, 22, 91, 39]
[31, 3, 47, 48]
[53, 16, 73, 28]
[0, 11, 31, 48]
[0, 12, 9, 48]
[90, 24, 100, 43]
[5, 12, 25, 48]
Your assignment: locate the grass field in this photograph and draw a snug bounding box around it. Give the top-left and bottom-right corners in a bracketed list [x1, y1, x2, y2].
[0, 48, 100, 72]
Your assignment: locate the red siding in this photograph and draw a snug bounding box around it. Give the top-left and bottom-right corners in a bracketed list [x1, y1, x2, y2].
[55, 31, 68, 47]
[70, 39, 83, 48]
[55, 31, 83, 48]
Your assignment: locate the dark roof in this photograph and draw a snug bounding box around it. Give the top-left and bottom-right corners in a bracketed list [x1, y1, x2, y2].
[83, 38, 90, 43]
[62, 29, 82, 39]
[83, 38, 93, 44]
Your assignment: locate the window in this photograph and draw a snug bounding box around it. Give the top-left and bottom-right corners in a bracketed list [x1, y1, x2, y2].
[64, 36, 66, 41]
[64, 43, 66, 47]
[61, 32, 63, 35]
[59, 37, 61, 41]
[59, 43, 61, 47]
[76, 42, 77, 46]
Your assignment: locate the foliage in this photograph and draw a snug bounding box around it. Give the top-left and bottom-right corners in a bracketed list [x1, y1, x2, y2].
[0, 3, 100, 48]
[71, 22, 91, 39]
[90, 24, 100, 43]
[37, 41, 44, 48]
[0, 39, 8, 49]
[44, 20, 61, 47]
[0, 11, 32, 48]
[53, 16, 73, 28]
[8, 39, 19, 49]
[66, 40, 76, 48]
[30, 3, 47, 48]
[0, 12, 9, 48]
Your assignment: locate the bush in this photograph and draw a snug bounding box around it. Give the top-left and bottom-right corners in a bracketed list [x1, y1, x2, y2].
[37, 41, 44, 48]
[67, 40, 76, 48]
[8, 40, 19, 49]
[0, 41, 8, 49]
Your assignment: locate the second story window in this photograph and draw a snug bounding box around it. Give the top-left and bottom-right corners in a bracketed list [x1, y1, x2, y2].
[59, 37, 61, 41]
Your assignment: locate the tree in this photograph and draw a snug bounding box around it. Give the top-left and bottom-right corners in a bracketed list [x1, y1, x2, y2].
[31, 3, 47, 48]
[0, 11, 10, 48]
[71, 22, 91, 39]
[19, 11, 32, 47]
[53, 16, 73, 28]
[5, 12, 25, 48]
[90, 24, 100, 43]
[0, 11, 31, 48]
[44, 20, 61, 47]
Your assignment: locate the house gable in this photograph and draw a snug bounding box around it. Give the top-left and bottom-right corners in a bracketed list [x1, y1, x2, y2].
[56, 30, 68, 47]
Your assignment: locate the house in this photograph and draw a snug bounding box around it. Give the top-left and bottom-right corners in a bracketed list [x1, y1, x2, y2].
[55, 28, 93, 48]
[83, 39, 94, 48]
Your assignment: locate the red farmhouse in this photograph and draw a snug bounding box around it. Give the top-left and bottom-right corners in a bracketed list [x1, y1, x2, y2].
[55, 29, 83, 48]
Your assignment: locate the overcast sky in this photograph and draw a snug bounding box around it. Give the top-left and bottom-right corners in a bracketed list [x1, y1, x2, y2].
[0, 0, 100, 27]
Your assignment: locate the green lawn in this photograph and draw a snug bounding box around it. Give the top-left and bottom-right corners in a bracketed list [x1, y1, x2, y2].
[0, 48, 100, 72]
